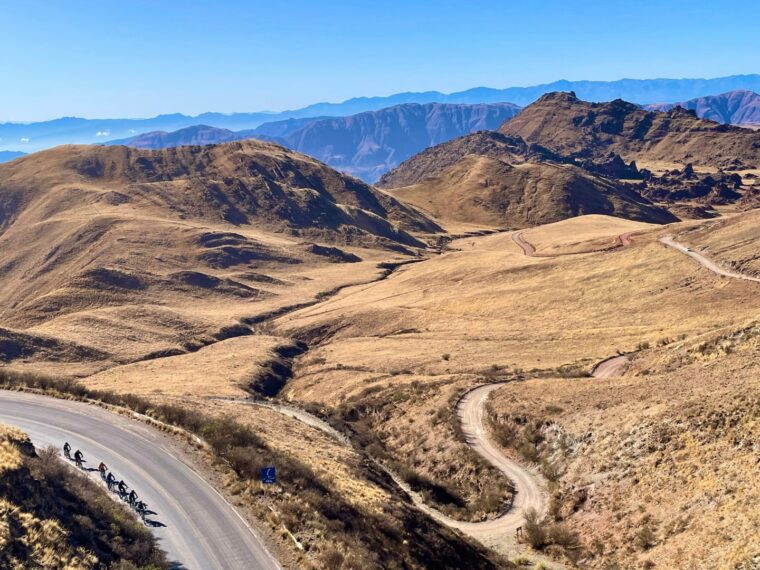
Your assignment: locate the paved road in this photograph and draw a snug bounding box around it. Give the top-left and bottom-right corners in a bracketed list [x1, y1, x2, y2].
[591, 355, 629, 378]
[660, 236, 760, 283]
[0, 391, 280, 570]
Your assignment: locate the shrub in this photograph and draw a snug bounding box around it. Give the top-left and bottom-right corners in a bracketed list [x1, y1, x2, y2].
[540, 459, 565, 482]
[524, 507, 547, 549]
[547, 523, 581, 551]
[636, 522, 657, 550]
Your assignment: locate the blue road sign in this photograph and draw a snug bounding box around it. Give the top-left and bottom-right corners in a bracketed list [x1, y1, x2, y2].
[261, 466, 276, 485]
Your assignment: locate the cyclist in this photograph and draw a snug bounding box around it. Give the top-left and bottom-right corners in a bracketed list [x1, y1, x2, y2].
[117, 480, 128, 499]
[98, 462, 108, 479]
[63, 442, 71, 459]
[128, 489, 138, 507]
[73, 449, 84, 468]
[106, 471, 116, 490]
[135, 500, 147, 519]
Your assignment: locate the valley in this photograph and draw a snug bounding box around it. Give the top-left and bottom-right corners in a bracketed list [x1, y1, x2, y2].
[0, 89, 758, 569]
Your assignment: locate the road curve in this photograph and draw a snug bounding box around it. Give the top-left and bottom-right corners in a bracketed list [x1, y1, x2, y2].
[454, 384, 546, 538]
[591, 355, 629, 378]
[660, 236, 760, 283]
[0, 391, 280, 570]
[512, 231, 539, 257]
[238, 393, 544, 545]
[514, 230, 640, 258]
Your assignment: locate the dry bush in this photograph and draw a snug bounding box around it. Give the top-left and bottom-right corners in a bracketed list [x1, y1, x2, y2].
[524, 507, 547, 549]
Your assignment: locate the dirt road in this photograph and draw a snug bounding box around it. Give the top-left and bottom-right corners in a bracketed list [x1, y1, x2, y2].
[512, 231, 538, 256]
[591, 355, 629, 378]
[0, 391, 280, 570]
[660, 236, 760, 283]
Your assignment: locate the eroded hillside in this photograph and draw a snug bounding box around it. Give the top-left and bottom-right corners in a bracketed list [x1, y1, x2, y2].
[0, 141, 441, 376]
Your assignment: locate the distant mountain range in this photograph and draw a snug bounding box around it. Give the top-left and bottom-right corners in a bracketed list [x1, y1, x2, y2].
[644, 90, 760, 126]
[108, 102, 522, 182]
[3, 74, 760, 153]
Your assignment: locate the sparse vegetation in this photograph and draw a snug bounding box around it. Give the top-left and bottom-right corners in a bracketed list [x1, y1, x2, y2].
[0, 370, 502, 569]
[0, 425, 167, 569]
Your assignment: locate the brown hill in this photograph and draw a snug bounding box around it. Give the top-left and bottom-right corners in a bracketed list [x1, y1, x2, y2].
[379, 131, 675, 228]
[0, 140, 438, 244]
[499, 91, 760, 170]
[0, 140, 439, 373]
[377, 131, 531, 188]
[392, 154, 676, 228]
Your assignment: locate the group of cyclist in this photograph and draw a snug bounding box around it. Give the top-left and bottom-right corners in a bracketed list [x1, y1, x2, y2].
[63, 442, 150, 521]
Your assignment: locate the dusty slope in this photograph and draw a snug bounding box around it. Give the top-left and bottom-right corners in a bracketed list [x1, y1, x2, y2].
[267, 214, 758, 559]
[516, 215, 656, 255]
[487, 329, 760, 568]
[499, 91, 760, 170]
[0, 141, 439, 375]
[667, 209, 760, 277]
[391, 154, 675, 228]
[377, 131, 530, 188]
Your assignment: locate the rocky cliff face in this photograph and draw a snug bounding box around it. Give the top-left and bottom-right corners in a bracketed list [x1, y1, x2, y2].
[499, 91, 760, 170]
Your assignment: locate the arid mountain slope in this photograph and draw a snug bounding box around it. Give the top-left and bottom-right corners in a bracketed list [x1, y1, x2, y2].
[110, 103, 521, 182]
[392, 154, 676, 228]
[278, 102, 521, 182]
[379, 131, 675, 228]
[377, 131, 531, 188]
[108, 124, 256, 149]
[0, 140, 437, 242]
[644, 89, 760, 127]
[499, 91, 760, 169]
[0, 140, 438, 374]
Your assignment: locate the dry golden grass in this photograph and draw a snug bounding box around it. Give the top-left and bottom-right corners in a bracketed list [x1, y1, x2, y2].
[487, 331, 760, 569]
[82, 335, 287, 397]
[200, 399, 393, 514]
[519, 215, 655, 255]
[278, 215, 759, 397]
[267, 214, 759, 530]
[672, 209, 760, 277]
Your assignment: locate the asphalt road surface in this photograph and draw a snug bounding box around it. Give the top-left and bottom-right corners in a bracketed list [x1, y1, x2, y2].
[0, 391, 280, 570]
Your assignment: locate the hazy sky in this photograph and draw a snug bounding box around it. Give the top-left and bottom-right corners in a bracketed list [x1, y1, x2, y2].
[2, 0, 758, 120]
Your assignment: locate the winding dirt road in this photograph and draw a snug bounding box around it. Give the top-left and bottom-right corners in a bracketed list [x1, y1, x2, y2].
[514, 230, 637, 258]
[660, 236, 760, 283]
[0, 391, 280, 570]
[240, 385, 546, 551]
[512, 231, 538, 256]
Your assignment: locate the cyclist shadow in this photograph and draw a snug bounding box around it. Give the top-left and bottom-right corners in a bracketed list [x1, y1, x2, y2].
[144, 518, 167, 528]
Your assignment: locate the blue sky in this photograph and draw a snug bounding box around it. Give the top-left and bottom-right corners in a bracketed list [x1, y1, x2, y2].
[1, 0, 758, 120]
